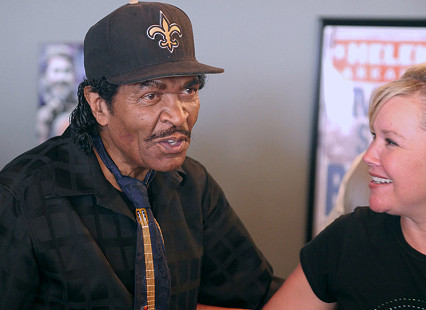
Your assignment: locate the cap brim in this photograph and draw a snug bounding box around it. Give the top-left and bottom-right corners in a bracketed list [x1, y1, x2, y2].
[107, 60, 224, 85]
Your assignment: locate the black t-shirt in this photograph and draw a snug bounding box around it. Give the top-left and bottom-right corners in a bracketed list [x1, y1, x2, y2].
[301, 207, 426, 310]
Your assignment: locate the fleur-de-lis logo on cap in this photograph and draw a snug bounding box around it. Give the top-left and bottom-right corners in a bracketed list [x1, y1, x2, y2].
[147, 11, 182, 53]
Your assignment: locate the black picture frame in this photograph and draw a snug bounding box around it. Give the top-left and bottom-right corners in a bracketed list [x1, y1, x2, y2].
[307, 18, 426, 240]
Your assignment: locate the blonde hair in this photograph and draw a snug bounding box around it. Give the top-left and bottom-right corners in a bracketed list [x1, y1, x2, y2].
[369, 62, 426, 130]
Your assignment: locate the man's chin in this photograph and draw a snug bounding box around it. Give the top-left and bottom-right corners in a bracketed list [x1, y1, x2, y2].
[153, 155, 186, 172]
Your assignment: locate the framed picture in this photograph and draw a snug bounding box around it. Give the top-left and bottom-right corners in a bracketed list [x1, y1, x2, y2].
[36, 42, 84, 144]
[307, 18, 426, 239]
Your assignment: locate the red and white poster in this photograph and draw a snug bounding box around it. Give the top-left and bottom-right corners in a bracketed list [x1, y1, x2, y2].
[310, 19, 426, 237]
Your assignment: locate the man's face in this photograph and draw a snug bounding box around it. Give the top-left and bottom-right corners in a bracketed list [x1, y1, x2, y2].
[98, 76, 201, 177]
[45, 55, 75, 101]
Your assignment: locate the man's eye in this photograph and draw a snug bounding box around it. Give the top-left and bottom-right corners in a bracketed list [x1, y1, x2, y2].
[142, 93, 161, 101]
[182, 88, 197, 96]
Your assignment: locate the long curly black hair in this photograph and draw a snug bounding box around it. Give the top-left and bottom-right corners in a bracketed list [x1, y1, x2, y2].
[70, 75, 207, 153]
[70, 78, 119, 153]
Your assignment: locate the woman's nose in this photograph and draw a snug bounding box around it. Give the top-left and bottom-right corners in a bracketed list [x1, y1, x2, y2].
[362, 141, 379, 167]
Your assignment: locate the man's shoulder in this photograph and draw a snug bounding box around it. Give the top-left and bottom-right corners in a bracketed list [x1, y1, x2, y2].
[181, 156, 218, 182]
[0, 135, 74, 192]
[181, 156, 206, 173]
[155, 156, 211, 189]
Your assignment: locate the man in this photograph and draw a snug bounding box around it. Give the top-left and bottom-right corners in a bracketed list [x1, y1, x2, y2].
[36, 44, 79, 143]
[0, 2, 282, 310]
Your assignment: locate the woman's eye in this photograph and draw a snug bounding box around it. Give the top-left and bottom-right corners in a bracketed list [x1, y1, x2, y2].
[385, 138, 398, 146]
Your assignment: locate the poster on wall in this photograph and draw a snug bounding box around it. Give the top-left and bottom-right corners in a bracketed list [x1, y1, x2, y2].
[36, 42, 84, 144]
[308, 18, 426, 238]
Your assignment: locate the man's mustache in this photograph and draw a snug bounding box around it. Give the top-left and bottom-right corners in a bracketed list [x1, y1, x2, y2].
[145, 126, 191, 142]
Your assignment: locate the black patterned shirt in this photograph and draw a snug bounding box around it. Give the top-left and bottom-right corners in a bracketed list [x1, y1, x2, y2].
[0, 128, 281, 310]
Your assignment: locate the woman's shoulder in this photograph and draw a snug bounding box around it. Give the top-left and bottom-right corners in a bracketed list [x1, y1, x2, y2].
[312, 207, 397, 245]
[351, 207, 398, 227]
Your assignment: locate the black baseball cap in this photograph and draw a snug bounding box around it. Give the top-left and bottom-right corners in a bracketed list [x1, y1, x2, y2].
[84, 1, 224, 85]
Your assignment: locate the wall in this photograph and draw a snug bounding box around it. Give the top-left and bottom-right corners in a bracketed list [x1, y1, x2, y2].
[1, 0, 426, 278]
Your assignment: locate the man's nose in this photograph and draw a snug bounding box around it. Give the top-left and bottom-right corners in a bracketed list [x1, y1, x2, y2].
[160, 94, 189, 126]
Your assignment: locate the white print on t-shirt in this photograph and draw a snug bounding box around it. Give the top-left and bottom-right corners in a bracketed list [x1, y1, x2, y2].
[372, 297, 426, 309]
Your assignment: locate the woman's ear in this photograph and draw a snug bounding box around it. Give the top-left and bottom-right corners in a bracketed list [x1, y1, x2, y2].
[84, 86, 109, 126]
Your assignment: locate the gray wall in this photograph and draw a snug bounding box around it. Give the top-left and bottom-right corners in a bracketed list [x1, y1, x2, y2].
[1, 0, 425, 278]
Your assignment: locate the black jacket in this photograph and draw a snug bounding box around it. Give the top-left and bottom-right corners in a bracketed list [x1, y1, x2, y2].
[0, 128, 281, 309]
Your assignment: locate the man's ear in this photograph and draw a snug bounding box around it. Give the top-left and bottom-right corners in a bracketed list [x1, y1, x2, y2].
[84, 86, 110, 126]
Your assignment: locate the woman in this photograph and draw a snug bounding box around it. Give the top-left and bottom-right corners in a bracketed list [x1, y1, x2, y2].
[264, 63, 426, 309]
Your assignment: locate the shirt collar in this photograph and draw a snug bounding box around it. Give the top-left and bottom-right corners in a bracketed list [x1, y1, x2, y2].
[45, 128, 187, 218]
